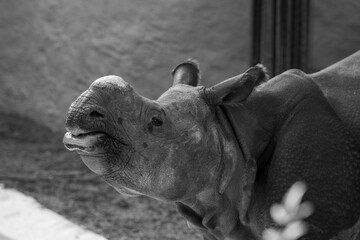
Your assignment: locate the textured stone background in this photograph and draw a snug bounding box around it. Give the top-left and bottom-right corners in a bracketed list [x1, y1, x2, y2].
[311, 0, 360, 71]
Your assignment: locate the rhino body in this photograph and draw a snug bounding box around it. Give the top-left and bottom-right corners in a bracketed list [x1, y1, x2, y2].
[64, 51, 360, 240]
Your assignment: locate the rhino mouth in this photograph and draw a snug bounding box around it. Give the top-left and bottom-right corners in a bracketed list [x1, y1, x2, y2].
[63, 131, 108, 154]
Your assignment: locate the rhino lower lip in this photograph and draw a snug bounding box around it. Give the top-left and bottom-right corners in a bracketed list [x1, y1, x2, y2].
[63, 131, 106, 153]
[113, 186, 142, 197]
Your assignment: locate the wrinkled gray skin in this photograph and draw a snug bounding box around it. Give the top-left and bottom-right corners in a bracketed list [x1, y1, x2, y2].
[64, 52, 360, 240]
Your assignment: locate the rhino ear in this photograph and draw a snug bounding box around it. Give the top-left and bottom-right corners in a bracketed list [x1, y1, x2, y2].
[172, 60, 201, 86]
[206, 64, 268, 105]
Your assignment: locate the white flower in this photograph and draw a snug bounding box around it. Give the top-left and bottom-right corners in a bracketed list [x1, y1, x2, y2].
[263, 182, 314, 240]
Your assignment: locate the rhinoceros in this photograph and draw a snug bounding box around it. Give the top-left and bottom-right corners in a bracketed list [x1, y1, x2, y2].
[63, 51, 360, 240]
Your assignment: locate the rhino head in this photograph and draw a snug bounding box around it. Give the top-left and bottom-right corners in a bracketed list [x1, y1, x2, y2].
[63, 61, 267, 204]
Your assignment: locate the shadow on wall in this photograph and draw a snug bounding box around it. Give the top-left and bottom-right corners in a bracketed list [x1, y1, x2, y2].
[0, 0, 251, 132]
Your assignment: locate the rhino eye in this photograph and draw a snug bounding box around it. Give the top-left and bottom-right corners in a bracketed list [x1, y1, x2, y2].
[151, 117, 163, 127]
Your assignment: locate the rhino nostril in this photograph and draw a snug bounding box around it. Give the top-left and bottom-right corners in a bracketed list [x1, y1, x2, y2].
[89, 110, 105, 119]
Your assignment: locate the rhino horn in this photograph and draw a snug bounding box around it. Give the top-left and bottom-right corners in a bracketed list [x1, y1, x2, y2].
[172, 60, 201, 86]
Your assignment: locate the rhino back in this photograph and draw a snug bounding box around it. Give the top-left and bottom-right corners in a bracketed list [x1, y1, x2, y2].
[311, 50, 360, 141]
[221, 69, 360, 239]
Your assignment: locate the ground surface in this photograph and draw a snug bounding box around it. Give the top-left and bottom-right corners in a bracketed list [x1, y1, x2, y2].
[0, 113, 202, 240]
[0, 186, 107, 240]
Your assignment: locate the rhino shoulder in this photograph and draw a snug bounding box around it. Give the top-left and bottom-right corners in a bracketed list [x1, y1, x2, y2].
[250, 68, 326, 117]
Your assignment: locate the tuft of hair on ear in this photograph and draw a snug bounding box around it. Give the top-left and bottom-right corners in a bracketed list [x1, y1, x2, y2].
[171, 59, 201, 83]
[251, 64, 269, 85]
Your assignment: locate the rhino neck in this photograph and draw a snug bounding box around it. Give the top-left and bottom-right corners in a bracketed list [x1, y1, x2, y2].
[176, 180, 256, 239]
[220, 102, 274, 164]
[175, 106, 262, 239]
[176, 191, 256, 240]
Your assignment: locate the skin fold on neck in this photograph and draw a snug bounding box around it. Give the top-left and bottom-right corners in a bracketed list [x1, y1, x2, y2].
[175, 104, 273, 240]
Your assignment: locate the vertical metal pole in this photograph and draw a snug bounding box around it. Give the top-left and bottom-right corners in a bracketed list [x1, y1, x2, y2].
[250, 0, 311, 76]
[271, 0, 278, 75]
[251, 0, 263, 66]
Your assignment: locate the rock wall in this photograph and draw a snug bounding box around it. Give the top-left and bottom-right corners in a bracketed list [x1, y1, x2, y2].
[0, 0, 251, 131]
[310, 0, 360, 71]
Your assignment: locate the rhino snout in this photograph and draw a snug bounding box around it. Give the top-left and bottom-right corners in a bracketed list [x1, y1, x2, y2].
[65, 105, 107, 132]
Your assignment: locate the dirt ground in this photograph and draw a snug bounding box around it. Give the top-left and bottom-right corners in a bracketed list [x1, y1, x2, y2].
[0, 113, 202, 240]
